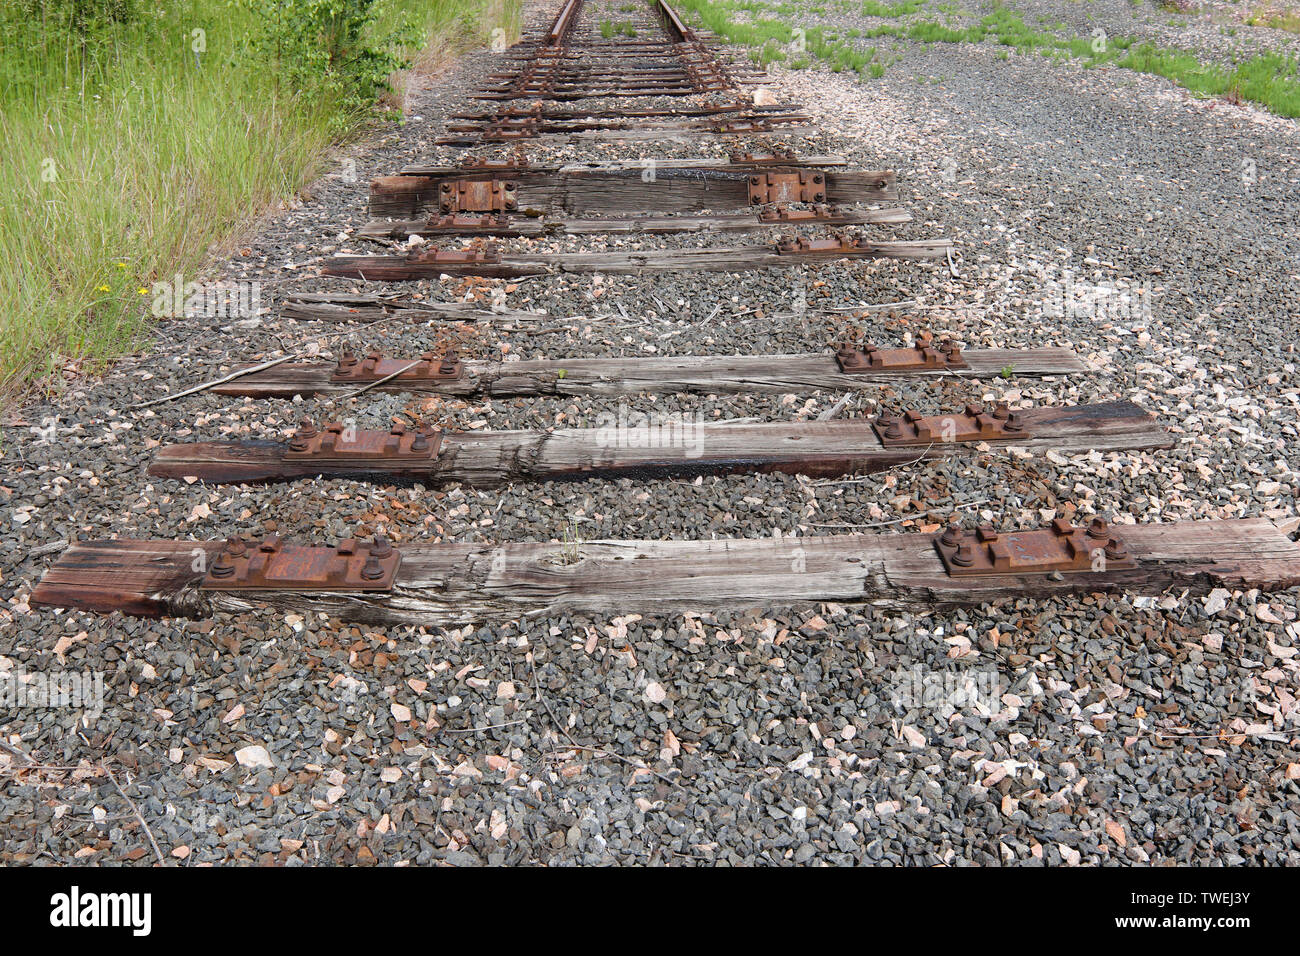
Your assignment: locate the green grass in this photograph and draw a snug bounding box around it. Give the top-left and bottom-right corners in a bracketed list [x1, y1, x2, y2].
[859, 0, 924, 15]
[1248, 8, 1300, 34]
[600, 19, 637, 38]
[0, 0, 518, 404]
[678, 0, 1300, 114]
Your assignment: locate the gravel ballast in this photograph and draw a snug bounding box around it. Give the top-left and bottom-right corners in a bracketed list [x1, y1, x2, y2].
[2, 0, 1298, 865]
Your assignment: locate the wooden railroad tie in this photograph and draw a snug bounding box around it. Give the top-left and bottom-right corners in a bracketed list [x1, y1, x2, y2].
[320, 237, 952, 280]
[209, 342, 1090, 400]
[367, 158, 894, 220]
[146, 400, 1169, 488]
[357, 205, 908, 240]
[30, 518, 1300, 624]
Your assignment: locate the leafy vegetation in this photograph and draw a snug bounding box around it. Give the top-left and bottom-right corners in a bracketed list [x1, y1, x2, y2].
[0, 0, 518, 402]
[677, 0, 1300, 118]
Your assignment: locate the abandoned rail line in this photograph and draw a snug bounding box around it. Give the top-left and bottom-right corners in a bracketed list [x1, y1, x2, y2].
[27, 0, 1300, 625]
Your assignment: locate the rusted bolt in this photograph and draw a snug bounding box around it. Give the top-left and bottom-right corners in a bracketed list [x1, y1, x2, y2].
[369, 535, 394, 560]
[360, 554, 386, 581]
[209, 552, 236, 578]
[1087, 516, 1110, 539]
[337, 353, 358, 371]
[939, 521, 964, 548]
[1105, 538, 1128, 561]
[952, 540, 976, 567]
[224, 536, 247, 558]
[289, 421, 318, 452]
[1004, 412, 1024, 433]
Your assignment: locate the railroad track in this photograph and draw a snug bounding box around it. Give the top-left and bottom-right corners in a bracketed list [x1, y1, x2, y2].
[30, 0, 1300, 623]
[441, 0, 808, 143]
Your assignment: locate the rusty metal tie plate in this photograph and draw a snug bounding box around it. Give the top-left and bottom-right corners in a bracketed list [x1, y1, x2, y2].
[759, 203, 832, 223]
[407, 245, 502, 265]
[873, 403, 1030, 446]
[934, 518, 1137, 577]
[775, 236, 860, 256]
[331, 352, 464, 384]
[729, 149, 798, 165]
[424, 213, 512, 231]
[441, 178, 518, 213]
[458, 157, 530, 170]
[283, 422, 442, 463]
[837, 341, 968, 373]
[749, 170, 826, 205]
[202, 535, 401, 590]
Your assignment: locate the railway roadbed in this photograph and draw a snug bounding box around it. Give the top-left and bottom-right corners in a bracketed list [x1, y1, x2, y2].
[3, 0, 1299, 866]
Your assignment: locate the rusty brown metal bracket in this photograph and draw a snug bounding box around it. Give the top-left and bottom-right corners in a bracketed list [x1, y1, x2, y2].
[440, 178, 518, 213]
[774, 236, 861, 256]
[406, 245, 502, 265]
[729, 148, 797, 165]
[714, 119, 777, 133]
[759, 203, 833, 223]
[202, 535, 401, 591]
[836, 339, 967, 373]
[873, 403, 1030, 446]
[934, 517, 1137, 577]
[458, 157, 531, 170]
[331, 351, 464, 384]
[423, 213, 513, 231]
[481, 123, 538, 141]
[749, 170, 827, 205]
[283, 421, 443, 463]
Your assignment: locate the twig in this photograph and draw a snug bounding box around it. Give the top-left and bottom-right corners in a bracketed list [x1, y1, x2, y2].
[25, 539, 69, 559]
[527, 654, 676, 786]
[546, 744, 677, 785]
[105, 764, 166, 867]
[444, 719, 527, 734]
[132, 354, 297, 408]
[330, 360, 421, 403]
[817, 391, 856, 422]
[807, 499, 991, 530]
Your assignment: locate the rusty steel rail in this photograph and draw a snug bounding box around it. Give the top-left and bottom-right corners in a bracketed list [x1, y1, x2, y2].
[544, 0, 584, 46]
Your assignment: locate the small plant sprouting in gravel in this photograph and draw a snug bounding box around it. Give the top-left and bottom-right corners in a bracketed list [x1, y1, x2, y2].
[1000, 365, 1015, 379]
[558, 519, 584, 565]
[600, 20, 636, 38]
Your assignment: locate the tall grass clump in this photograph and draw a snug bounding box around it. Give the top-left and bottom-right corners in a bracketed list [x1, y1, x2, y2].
[0, 0, 517, 403]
